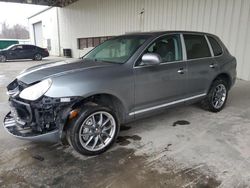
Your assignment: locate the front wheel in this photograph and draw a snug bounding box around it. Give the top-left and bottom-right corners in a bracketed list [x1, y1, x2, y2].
[201, 79, 228, 112]
[0, 55, 6, 62]
[66, 104, 120, 155]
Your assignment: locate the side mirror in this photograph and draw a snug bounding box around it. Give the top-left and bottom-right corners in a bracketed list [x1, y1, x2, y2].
[141, 53, 161, 66]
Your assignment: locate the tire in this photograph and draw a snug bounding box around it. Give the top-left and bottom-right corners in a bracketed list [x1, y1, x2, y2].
[0, 55, 6, 62]
[34, 53, 42, 61]
[200, 78, 229, 112]
[66, 104, 120, 156]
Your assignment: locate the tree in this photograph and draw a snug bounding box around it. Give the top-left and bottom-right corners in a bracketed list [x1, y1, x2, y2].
[0, 22, 29, 39]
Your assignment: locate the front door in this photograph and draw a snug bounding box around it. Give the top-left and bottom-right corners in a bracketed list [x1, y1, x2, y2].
[8, 45, 25, 59]
[22, 45, 36, 59]
[133, 34, 187, 116]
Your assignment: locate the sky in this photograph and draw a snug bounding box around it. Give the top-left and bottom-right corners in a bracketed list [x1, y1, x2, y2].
[0, 2, 48, 27]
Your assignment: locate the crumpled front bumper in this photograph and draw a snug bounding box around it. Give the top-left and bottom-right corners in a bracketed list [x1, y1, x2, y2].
[3, 112, 60, 143]
[4, 79, 81, 142]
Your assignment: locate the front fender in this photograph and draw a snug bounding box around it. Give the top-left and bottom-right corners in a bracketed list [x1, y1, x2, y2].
[44, 66, 133, 114]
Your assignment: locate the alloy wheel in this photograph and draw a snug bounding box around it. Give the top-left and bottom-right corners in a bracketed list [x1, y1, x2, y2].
[34, 54, 42, 60]
[212, 84, 227, 109]
[78, 111, 116, 152]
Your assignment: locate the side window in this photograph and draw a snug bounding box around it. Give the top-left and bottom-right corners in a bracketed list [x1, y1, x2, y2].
[184, 34, 211, 60]
[145, 34, 182, 62]
[12, 45, 23, 51]
[207, 36, 223, 56]
[23, 45, 34, 50]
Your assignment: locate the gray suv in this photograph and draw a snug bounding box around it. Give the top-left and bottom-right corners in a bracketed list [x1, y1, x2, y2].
[3, 31, 236, 155]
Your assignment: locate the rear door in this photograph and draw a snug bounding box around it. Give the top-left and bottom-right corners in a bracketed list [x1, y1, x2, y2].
[183, 34, 218, 96]
[133, 34, 188, 116]
[22, 45, 36, 59]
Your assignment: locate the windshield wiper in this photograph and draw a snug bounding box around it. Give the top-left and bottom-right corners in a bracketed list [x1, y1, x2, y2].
[83, 57, 121, 64]
[94, 58, 119, 64]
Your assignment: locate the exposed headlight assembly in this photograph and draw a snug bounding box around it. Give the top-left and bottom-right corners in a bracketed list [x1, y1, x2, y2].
[19, 79, 52, 101]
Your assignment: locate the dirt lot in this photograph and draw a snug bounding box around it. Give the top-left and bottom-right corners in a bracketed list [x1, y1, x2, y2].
[0, 58, 250, 187]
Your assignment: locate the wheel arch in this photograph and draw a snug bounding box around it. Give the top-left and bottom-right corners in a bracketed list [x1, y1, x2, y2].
[71, 93, 127, 124]
[211, 73, 232, 90]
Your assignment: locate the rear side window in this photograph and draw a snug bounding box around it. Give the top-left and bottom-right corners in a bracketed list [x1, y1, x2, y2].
[208, 36, 223, 56]
[23, 45, 35, 50]
[184, 34, 211, 60]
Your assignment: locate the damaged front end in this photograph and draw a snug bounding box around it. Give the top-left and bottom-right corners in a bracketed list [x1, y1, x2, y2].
[3, 79, 81, 142]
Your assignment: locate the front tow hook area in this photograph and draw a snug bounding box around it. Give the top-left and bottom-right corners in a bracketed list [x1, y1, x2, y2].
[3, 112, 60, 142]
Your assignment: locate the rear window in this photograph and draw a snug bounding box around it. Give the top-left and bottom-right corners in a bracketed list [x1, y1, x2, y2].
[208, 36, 223, 56]
[184, 34, 211, 60]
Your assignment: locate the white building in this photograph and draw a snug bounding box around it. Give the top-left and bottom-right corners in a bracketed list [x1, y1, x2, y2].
[28, 0, 250, 81]
[28, 7, 60, 56]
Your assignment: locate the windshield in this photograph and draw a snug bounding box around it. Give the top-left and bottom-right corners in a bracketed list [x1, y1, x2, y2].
[84, 36, 149, 64]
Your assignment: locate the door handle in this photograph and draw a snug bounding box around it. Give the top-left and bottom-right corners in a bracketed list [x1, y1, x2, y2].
[177, 68, 185, 74]
[209, 63, 217, 68]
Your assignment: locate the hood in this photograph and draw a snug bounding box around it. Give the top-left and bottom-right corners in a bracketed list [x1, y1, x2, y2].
[17, 59, 116, 84]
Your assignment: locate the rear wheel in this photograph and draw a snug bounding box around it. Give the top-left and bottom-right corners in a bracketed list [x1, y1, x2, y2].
[0, 55, 6, 62]
[34, 53, 42, 61]
[201, 78, 228, 112]
[66, 104, 120, 155]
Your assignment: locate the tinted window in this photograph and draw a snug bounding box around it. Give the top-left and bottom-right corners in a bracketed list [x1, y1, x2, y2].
[11, 45, 23, 50]
[23, 45, 35, 50]
[184, 34, 211, 59]
[146, 34, 182, 62]
[208, 36, 223, 56]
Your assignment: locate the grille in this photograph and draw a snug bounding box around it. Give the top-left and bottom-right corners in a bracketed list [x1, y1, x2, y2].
[9, 99, 32, 125]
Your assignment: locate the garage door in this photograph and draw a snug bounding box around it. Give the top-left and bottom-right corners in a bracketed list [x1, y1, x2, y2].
[33, 22, 43, 47]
